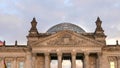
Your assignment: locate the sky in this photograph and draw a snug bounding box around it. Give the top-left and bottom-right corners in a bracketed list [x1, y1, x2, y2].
[0, 0, 120, 45]
[0, 0, 119, 68]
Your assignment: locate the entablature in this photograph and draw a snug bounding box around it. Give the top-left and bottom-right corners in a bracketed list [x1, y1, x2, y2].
[31, 46, 102, 54]
[102, 45, 120, 52]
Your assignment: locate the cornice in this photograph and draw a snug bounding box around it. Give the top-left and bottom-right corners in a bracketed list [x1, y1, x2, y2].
[0, 47, 29, 52]
[102, 46, 120, 51]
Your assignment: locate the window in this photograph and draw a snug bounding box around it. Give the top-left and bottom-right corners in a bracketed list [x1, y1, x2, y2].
[19, 62, 24, 68]
[6, 62, 11, 68]
[110, 61, 115, 68]
[50, 60, 58, 68]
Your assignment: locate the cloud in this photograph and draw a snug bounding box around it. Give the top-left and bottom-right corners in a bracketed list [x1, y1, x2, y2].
[0, 0, 120, 45]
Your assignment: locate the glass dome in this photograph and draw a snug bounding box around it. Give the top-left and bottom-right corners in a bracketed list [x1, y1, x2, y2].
[46, 23, 85, 33]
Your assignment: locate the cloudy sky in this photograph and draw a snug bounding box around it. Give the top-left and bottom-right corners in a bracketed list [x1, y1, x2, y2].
[0, 0, 120, 45]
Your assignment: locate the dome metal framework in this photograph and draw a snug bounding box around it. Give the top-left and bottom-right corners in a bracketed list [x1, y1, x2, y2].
[47, 23, 86, 33]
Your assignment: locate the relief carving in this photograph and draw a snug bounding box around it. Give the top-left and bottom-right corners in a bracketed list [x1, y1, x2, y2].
[47, 34, 85, 45]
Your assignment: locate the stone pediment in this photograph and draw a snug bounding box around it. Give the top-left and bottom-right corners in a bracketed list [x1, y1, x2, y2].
[31, 30, 104, 47]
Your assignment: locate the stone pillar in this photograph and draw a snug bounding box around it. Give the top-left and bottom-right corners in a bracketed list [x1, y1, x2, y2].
[45, 53, 50, 68]
[57, 53, 62, 68]
[13, 57, 17, 68]
[32, 53, 36, 68]
[26, 52, 32, 68]
[84, 52, 89, 68]
[0, 57, 4, 68]
[102, 55, 109, 68]
[117, 56, 120, 68]
[97, 53, 102, 68]
[72, 52, 76, 68]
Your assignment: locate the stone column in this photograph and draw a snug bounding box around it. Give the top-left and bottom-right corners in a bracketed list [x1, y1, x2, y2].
[26, 52, 32, 68]
[117, 56, 120, 68]
[84, 52, 89, 68]
[72, 52, 76, 68]
[57, 53, 62, 68]
[32, 53, 36, 68]
[45, 53, 50, 68]
[97, 53, 102, 68]
[0, 57, 4, 68]
[13, 57, 17, 68]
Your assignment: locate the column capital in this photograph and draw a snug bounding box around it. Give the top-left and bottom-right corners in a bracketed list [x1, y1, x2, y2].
[57, 52, 62, 56]
[117, 56, 120, 60]
[13, 57, 17, 60]
[71, 52, 76, 56]
[32, 53, 37, 56]
[84, 52, 89, 56]
[44, 52, 50, 56]
[97, 52, 102, 56]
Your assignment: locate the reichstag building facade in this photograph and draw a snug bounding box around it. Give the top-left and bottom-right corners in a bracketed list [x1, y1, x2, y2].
[0, 17, 120, 68]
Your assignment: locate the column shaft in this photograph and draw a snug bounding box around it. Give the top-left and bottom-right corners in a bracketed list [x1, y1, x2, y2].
[102, 56, 109, 68]
[72, 53, 76, 68]
[58, 53, 62, 68]
[118, 57, 120, 68]
[1, 58, 4, 68]
[13, 58, 17, 68]
[45, 53, 50, 68]
[97, 53, 102, 68]
[84, 53, 89, 68]
[26, 52, 32, 68]
[32, 54, 36, 68]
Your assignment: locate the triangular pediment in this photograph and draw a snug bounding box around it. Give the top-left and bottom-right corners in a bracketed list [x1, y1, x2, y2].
[31, 30, 104, 47]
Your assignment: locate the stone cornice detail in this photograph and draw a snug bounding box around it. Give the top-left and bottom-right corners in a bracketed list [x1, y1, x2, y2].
[0, 47, 29, 52]
[103, 46, 120, 52]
